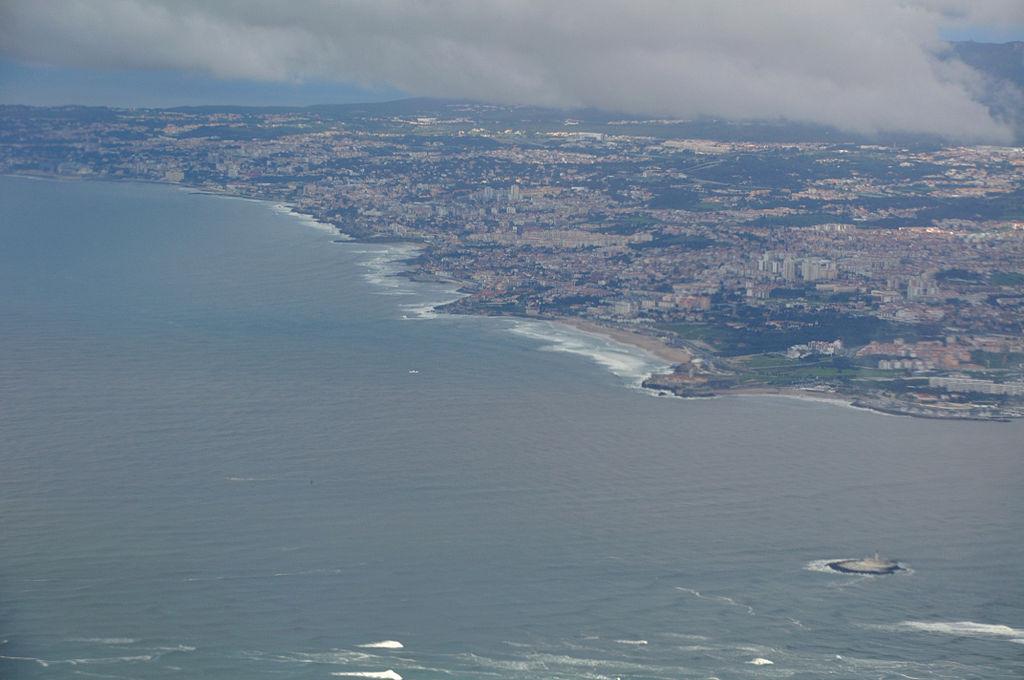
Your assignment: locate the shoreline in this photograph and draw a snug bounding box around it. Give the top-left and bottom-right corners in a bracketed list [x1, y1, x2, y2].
[723, 386, 879, 414]
[549, 317, 693, 367]
[724, 385, 853, 404]
[6, 174, 1017, 423]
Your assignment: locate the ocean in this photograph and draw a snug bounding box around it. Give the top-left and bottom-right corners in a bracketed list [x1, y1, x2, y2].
[1, 175, 1021, 679]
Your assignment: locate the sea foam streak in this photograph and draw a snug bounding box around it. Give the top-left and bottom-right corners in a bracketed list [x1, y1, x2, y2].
[1, 651, 164, 667]
[331, 671, 402, 680]
[675, 587, 756, 615]
[0, 655, 50, 667]
[66, 655, 155, 665]
[458, 651, 684, 676]
[508, 320, 669, 384]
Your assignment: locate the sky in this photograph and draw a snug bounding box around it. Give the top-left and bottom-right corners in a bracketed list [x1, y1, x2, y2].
[1, 1, 1022, 141]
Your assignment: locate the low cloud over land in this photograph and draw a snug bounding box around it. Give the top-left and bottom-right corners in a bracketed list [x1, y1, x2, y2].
[1, 1, 1021, 141]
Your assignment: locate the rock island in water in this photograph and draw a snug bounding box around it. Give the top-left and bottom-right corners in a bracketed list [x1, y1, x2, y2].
[827, 554, 902, 575]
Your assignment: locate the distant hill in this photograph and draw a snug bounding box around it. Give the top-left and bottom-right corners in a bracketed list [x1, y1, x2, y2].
[951, 41, 1024, 89]
[6, 42, 1021, 145]
[949, 41, 1024, 141]
[166, 42, 1024, 145]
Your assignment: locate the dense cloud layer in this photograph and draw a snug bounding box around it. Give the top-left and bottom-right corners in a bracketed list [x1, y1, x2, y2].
[1, 1, 1021, 141]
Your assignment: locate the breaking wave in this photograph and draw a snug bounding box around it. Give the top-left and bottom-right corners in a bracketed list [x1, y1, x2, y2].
[508, 320, 669, 384]
[355, 245, 421, 295]
[271, 203, 339, 234]
[357, 641, 404, 650]
[400, 296, 463, 320]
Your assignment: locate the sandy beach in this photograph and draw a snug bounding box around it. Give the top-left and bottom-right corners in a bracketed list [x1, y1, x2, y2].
[553, 316, 693, 366]
[724, 385, 857, 406]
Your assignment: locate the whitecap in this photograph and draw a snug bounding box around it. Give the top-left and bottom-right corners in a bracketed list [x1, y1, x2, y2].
[331, 671, 402, 680]
[357, 641, 404, 650]
[613, 639, 648, 646]
[748, 657, 774, 665]
[68, 638, 136, 645]
[896, 620, 1024, 642]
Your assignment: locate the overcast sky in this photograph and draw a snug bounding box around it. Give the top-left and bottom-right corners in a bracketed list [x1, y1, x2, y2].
[1, 1, 1022, 141]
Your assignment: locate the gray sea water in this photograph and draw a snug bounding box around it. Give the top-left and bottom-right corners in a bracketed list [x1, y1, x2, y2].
[1, 175, 1022, 679]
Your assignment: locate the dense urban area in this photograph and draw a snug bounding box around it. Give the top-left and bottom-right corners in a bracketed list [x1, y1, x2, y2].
[2, 100, 1023, 420]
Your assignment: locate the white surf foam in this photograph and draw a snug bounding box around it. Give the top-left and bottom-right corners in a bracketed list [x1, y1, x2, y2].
[805, 558, 844, 574]
[508, 320, 670, 384]
[68, 638, 136, 645]
[613, 639, 648, 646]
[357, 641, 404, 650]
[271, 203, 339, 235]
[896, 620, 1024, 642]
[748, 657, 774, 665]
[357, 245, 421, 295]
[331, 671, 402, 680]
[400, 295, 463, 320]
